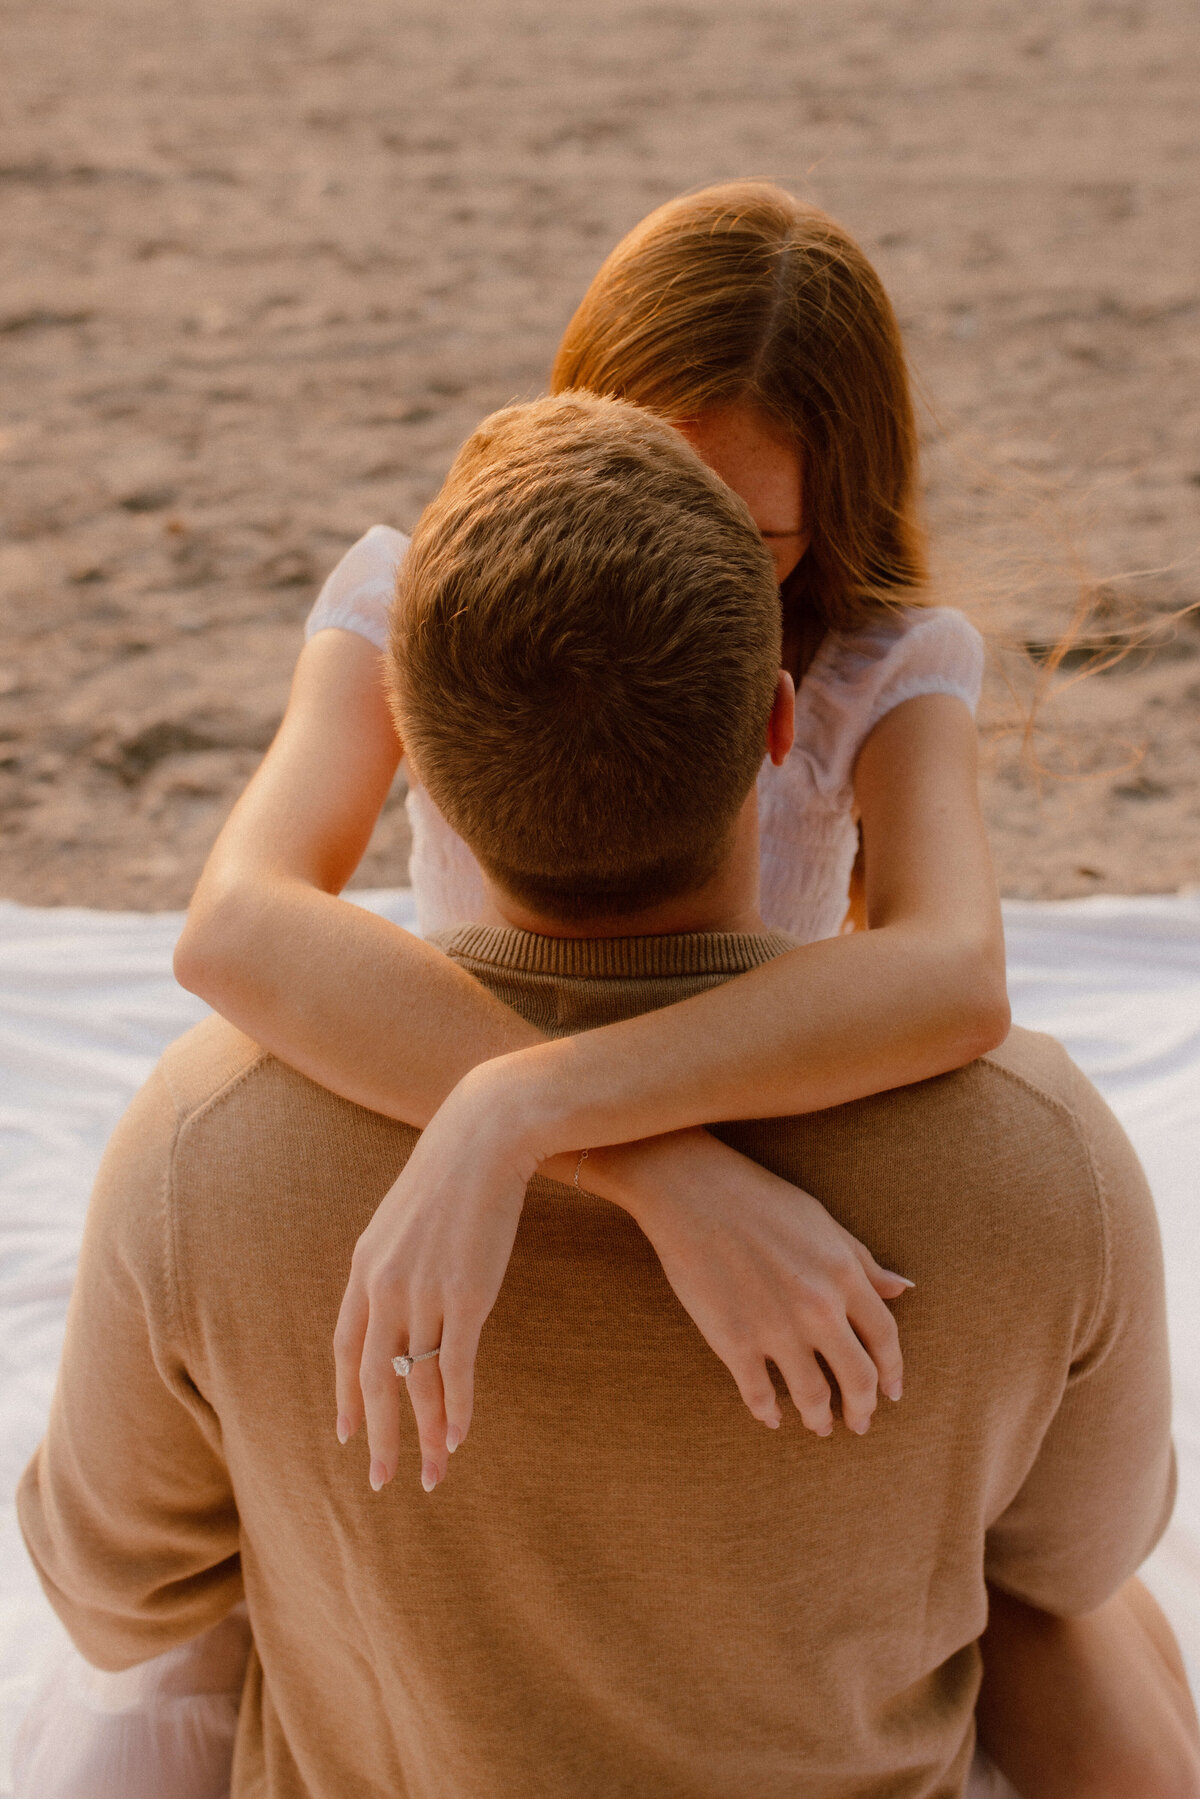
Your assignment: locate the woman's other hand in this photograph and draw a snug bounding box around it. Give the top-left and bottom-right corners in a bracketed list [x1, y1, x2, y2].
[601, 1126, 910, 1438]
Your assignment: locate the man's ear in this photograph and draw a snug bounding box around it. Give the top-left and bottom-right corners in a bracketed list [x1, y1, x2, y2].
[766, 669, 795, 767]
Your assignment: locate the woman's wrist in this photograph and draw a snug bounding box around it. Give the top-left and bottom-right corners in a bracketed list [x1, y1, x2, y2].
[551, 1130, 712, 1227]
[455, 1042, 592, 1167]
[448, 1052, 716, 1228]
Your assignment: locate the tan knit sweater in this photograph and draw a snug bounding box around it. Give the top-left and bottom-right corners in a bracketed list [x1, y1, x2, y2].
[19, 926, 1174, 1798]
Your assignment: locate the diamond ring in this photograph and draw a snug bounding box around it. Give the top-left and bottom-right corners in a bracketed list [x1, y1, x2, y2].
[392, 1345, 441, 1378]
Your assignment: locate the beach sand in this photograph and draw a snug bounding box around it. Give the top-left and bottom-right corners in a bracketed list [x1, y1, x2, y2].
[2, 0, 1197, 909]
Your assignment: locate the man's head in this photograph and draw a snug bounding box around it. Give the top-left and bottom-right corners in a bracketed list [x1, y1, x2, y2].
[389, 392, 788, 928]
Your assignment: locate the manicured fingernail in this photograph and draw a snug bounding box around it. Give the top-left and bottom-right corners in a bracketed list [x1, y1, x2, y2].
[816, 1421, 833, 1438]
[446, 1424, 462, 1453]
[421, 1462, 439, 1493]
[887, 1273, 916, 1290]
[883, 1381, 903, 1402]
[850, 1419, 870, 1436]
[762, 1413, 781, 1430]
[369, 1460, 388, 1491]
[336, 1415, 351, 1444]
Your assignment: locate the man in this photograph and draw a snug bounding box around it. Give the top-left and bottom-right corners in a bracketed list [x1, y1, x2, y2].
[18, 394, 1195, 1796]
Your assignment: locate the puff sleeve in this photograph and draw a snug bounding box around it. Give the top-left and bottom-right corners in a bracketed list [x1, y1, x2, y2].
[793, 607, 985, 806]
[303, 524, 410, 652]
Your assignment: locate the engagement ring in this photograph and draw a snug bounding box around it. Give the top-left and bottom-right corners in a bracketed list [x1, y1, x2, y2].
[392, 1346, 442, 1378]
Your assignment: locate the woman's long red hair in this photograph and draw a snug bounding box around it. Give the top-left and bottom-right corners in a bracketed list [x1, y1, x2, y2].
[551, 180, 929, 638]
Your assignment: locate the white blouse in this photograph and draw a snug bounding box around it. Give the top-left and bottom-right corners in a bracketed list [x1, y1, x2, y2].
[305, 524, 985, 940]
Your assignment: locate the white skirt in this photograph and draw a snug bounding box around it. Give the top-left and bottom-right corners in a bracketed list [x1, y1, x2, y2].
[12, 1610, 250, 1799]
[13, 1614, 1018, 1799]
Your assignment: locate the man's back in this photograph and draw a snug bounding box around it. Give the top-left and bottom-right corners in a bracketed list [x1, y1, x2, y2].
[19, 927, 1173, 1799]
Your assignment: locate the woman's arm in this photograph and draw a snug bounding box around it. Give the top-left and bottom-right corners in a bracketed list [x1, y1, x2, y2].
[183, 655, 1004, 1136]
[174, 629, 546, 1121]
[438, 691, 1010, 1158]
[339, 693, 1009, 1488]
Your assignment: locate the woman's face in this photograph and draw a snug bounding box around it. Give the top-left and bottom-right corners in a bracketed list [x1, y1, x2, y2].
[676, 403, 809, 584]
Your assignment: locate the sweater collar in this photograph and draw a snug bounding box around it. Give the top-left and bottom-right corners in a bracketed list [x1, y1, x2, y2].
[431, 923, 795, 980]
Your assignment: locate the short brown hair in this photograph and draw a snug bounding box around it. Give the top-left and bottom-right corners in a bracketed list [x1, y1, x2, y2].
[390, 392, 780, 922]
[551, 181, 928, 638]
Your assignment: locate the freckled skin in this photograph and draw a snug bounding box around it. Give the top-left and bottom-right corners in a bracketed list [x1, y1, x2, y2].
[676, 404, 809, 584]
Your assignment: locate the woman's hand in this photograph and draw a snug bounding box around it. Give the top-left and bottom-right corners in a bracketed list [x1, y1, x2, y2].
[334, 1070, 541, 1495]
[335, 1064, 912, 1492]
[605, 1127, 910, 1439]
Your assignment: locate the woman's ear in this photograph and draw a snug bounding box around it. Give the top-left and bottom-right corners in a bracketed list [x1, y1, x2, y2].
[766, 669, 795, 767]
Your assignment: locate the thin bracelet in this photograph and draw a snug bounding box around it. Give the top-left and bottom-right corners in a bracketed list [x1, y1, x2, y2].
[573, 1148, 589, 1190]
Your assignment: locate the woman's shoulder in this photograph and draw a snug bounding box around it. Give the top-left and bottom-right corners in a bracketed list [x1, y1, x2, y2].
[304, 524, 411, 652]
[811, 605, 984, 718]
[789, 606, 985, 796]
[354, 521, 411, 560]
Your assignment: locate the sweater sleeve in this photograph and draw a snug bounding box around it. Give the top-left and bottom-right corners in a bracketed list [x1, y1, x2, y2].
[982, 1051, 1176, 1614]
[304, 523, 410, 652]
[795, 607, 985, 803]
[16, 1066, 243, 1672]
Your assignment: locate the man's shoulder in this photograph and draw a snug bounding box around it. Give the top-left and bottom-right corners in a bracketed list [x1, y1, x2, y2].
[976, 1025, 1151, 1208]
[155, 1014, 418, 1218]
[901, 1025, 1147, 1214]
[890, 1021, 1124, 1158]
[156, 1013, 271, 1124]
[725, 1023, 1152, 1291]
[882, 1025, 1154, 1292]
[132, 1018, 419, 1334]
[91, 1015, 269, 1213]
[77, 1018, 275, 1330]
[156, 1014, 414, 1171]
[979, 1024, 1158, 1256]
[158, 1014, 373, 1132]
[91, 1018, 278, 1260]
[979, 1023, 1097, 1116]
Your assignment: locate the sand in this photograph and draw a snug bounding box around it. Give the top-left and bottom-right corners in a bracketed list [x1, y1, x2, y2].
[1, 0, 1198, 910]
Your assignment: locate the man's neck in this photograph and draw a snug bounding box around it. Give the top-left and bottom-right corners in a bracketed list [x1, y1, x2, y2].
[478, 797, 766, 940]
[478, 888, 766, 941]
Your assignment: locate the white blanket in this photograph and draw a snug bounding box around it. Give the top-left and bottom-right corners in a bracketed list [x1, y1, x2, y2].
[1, 890, 1198, 1792]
